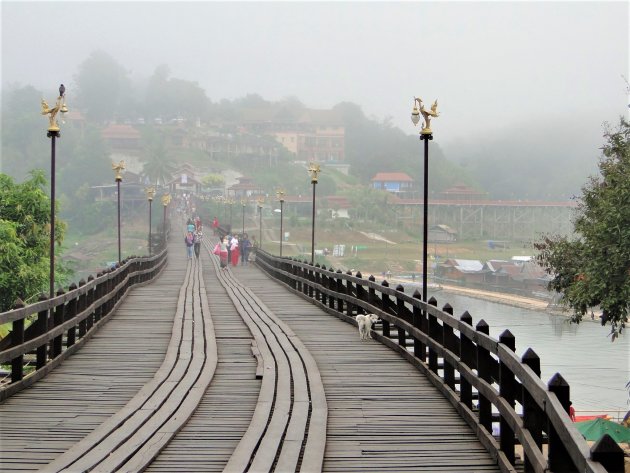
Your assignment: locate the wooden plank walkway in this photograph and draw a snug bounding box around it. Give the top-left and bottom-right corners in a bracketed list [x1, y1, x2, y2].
[0, 241, 184, 471]
[233, 264, 502, 472]
[0, 238, 503, 473]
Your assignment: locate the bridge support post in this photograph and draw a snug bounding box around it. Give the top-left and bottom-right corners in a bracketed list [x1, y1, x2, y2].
[459, 311, 473, 409]
[51, 288, 65, 359]
[412, 290, 425, 361]
[396, 285, 407, 347]
[442, 303, 455, 391]
[427, 297, 439, 374]
[547, 373, 574, 471]
[346, 271, 355, 317]
[476, 319, 492, 433]
[336, 270, 344, 314]
[36, 294, 49, 370]
[10, 300, 25, 383]
[380, 280, 391, 338]
[86, 275, 95, 332]
[66, 282, 78, 348]
[78, 279, 87, 339]
[499, 330, 516, 466]
[521, 348, 543, 472]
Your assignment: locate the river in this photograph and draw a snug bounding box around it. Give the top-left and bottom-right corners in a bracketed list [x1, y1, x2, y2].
[419, 287, 629, 420]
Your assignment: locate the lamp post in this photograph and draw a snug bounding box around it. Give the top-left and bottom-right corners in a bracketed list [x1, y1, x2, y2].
[41, 84, 68, 297]
[228, 199, 234, 231]
[257, 196, 264, 250]
[112, 161, 125, 264]
[161, 193, 171, 247]
[308, 163, 321, 264]
[145, 187, 156, 255]
[276, 190, 285, 257]
[241, 199, 246, 235]
[411, 97, 439, 302]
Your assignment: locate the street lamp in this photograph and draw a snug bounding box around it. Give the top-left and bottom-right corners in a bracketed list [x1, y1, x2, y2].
[257, 196, 264, 250]
[161, 193, 171, 246]
[411, 97, 439, 302]
[308, 163, 321, 264]
[112, 161, 125, 264]
[276, 189, 285, 257]
[241, 199, 246, 235]
[40, 84, 68, 297]
[145, 187, 156, 255]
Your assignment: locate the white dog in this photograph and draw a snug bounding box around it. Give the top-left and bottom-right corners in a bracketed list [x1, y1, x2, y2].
[355, 314, 380, 341]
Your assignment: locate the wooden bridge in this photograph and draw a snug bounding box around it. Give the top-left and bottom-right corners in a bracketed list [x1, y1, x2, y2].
[0, 238, 624, 473]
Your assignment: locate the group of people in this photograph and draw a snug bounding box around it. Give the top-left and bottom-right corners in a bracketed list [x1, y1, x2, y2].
[212, 233, 252, 269]
[183, 215, 253, 269]
[184, 217, 203, 259]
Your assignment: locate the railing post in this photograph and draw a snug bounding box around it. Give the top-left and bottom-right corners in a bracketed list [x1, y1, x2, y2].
[442, 303, 455, 391]
[396, 285, 406, 347]
[328, 268, 336, 310]
[476, 319, 492, 434]
[35, 293, 49, 370]
[380, 280, 390, 338]
[590, 434, 625, 473]
[521, 348, 543, 473]
[86, 275, 95, 332]
[314, 264, 321, 302]
[427, 297, 439, 374]
[367, 275, 377, 314]
[10, 299, 25, 383]
[321, 265, 328, 306]
[547, 373, 574, 471]
[66, 282, 78, 347]
[346, 271, 354, 317]
[308, 265, 314, 298]
[51, 288, 65, 359]
[459, 311, 474, 410]
[336, 269, 344, 314]
[78, 279, 87, 339]
[412, 290, 425, 361]
[94, 272, 103, 323]
[499, 329, 516, 465]
[355, 272, 366, 316]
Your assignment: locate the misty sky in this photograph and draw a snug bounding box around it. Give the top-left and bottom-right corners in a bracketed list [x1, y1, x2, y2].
[2, 1, 628, 151]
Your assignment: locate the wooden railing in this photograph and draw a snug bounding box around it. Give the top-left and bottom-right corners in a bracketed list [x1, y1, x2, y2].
[254, 250, 625, 473]
[0, 249, 168, 401]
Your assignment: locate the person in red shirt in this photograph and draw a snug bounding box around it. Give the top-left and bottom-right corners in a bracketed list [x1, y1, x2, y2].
[569, 402, 576, 422]
[212, 216, 219, 235]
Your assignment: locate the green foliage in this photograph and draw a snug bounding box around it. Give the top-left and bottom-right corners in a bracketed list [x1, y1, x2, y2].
[0, 171, 68, 311]
[535, 118, 630, 338]
[74, 50, 133, 123]
[201, 173, 225, 188]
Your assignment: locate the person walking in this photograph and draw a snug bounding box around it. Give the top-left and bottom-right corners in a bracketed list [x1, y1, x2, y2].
[241, 234, 251, 265]
[212, 216, 219, 235]
[184, 231, 194, 259]
[193, 231, 202, 259]
[213, 236, 229, 269]
[230, 235, 240, 266]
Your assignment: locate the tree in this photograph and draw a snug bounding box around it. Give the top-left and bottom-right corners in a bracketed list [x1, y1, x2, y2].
[141, 134, 175, 186]
[534, 118, 630, 339]
[74, 50, 131, 123]
[0, 171, 68, 311]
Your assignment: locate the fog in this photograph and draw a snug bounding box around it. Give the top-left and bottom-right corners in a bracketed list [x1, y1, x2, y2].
[2, 1, 628, 187]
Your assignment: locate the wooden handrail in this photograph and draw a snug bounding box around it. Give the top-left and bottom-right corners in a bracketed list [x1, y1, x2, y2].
[254, 249, 622, 473]
[0, 249, 168, 400]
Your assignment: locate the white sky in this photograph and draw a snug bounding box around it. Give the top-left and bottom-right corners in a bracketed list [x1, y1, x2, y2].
[2, 1, 628, 145]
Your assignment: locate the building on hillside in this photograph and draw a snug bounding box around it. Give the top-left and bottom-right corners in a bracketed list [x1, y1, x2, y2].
[227, 176, 264, 199]
[101, 124, 141, 152]
[239, 107, 345, 162]
[371, 172, 415, 197]
[428, 224, 457, 243]
[324, 196, 351, 219]
[165, 163, 204, 195]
